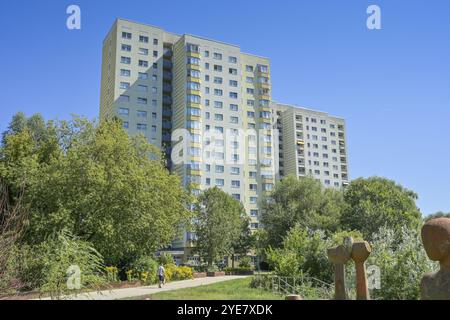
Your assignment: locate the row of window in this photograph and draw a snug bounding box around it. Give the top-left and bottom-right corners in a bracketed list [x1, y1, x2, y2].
[121, 32, 159, 45]
[120, 68, 158, 78]
[122, 122, 157, 132]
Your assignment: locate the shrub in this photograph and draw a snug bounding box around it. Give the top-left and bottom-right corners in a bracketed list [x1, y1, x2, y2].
[130, 256, 158, 284]
[158, 252, 175, 266]
[105, 266, 119, 283]
[37, 230, 106, 299]
[238, 256, 253, 270]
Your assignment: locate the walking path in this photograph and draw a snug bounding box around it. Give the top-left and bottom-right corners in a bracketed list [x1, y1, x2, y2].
[37, 275, 249, 300]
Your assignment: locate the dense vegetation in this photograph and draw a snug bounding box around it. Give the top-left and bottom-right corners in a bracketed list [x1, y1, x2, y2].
[0, 112, 443, 300]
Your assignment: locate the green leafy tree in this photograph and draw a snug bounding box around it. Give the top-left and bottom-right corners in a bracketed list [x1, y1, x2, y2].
[194, 187, 246, 267]
[1, 114, 192, 267]
[230, 217, 255, 269]
[261, 175, 344, 248]
[341, 177, 422, 239]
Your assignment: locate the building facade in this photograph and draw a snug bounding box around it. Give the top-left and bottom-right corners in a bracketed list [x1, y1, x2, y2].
[272, 102, 349, 187]
[100, 19, 348, 263]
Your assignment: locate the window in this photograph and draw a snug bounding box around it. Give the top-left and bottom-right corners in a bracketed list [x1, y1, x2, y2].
[229, 68, 237, 75]
[250, 210, 258, 217]
[205, 99, 210, 107]
[120, 82, 130, 89]
[122, 32, 132, 39]
[122, 122, 129, 129]
[258, 65, 269, 73]
[139, 48, 148, 55]
[121, 44, 131, 52]
[187, 108, 201, 116]
[214, 101, 223, 109]
[153, 38, 159, 45]
[230, 104, 238, 111]
[231, 167, 240, 175]
[251, 223, 259, 229]
[187, 121, 200, 129]
[187, 94, 201, 103]
[214, 89, 223, 96]
[139, 60, 148, 67]
[214, 65, 222, 72]
[205, 87, 210, 94]
[137, 97, 147, 105]
[246, 88, 255, 94]
[187, 82, 200, 90]
[139, 35, 149, 43]
[232, 194, 241, 201]
[118, 95, 130, 103]
[204, 50, 210, 57]
[138, 72, 148, 80]
[188, 69, 200, 78]
[231, 180, 240, 188]
[137, 123, 147, 131]
[118, 108, 129, 115]
[137, 85, 148, 92]
[246, 77, 253, 83]
[216, 179, 225, 187]
[205, 63, 210, 70]
[229, 56, 237, 63]
[205, 75, 210, 82]
[214, 114, 223, 121]
[247, 100, 255, 106]
[229, 80, 238, 87]
[187, 57, 200, 65]
[249, 171, 257, 179]
[213, 77, 223, 84]
[152, 112, 157, 120]
[250, 197, 257, 204]
[246, 65, 254, 72]
[249, 184, 257, 191]
[153, 63, 158, 69]
[213, 53, 222, 60]
[215, 165, 224, 173]
[152, 87, 157, 94]
[120, 69, 131, 77]
[206, 178, 211, 186]
[229, 92, 238, 99]
[186, 43, 199, 53]
[152, 75, 157, 81]
[137, 110, 147, 118]
[230, 116, 239, 124]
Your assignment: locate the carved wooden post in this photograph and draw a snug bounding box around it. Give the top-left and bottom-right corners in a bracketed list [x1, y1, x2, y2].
[351, 241, 372, 300]
[327, 245, 351, 300]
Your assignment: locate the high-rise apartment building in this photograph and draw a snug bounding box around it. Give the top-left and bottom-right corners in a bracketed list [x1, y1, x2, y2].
[272, 102, 349, 188]
[100, 19, 348, 263]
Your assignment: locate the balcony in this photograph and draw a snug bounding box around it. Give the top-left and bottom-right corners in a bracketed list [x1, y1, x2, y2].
[162, 121, 172, 130]
[163, 49, 173, 58]
[162, 134, 171, 142]
[163, 60, 173, 70]
[162, 108, 172, 118]
[163, 84, 172, 93]
[163, 96, 172, 106]
[163, 71, 173, 81]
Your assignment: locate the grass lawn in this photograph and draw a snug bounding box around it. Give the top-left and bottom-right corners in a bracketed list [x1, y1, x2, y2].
[132, 277, 283, 300]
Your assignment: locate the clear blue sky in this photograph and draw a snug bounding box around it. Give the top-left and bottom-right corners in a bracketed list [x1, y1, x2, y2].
[0, 0, 449, 215]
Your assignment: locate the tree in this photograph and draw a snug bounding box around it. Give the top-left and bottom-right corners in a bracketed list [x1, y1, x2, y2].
[194, 187, 246, 267]
[425, 211, 450, 222]
[261, 175, 344, 248]
[1, 114, 192, 267]
[341, 177, 422, 239]
[230, 217, 255, 269]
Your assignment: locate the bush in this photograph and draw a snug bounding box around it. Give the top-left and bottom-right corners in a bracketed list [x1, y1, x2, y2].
[130, 256, 158, 284]
[163, 264, 193, 282]
[35, 230, 106, 299]
[238, 256, 252, 270]
[158, 252, 175, 266]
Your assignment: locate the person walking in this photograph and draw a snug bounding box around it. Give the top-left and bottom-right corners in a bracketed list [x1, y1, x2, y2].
[157, 264, 165, 288]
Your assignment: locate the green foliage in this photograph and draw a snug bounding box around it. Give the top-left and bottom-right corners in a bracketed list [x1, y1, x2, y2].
[0, 114, 192, 267]
[158, 252, 175, 266]
[366, 226, 438, 300]
[105, 266, 119, 282]
[341, 177, 422, 239]
[131, 256, 158, 284]
[261, 176, 344, 248]
[194, 187, 247, 267]
[238, 256, 252, 270]
[425, 211, 450, 222]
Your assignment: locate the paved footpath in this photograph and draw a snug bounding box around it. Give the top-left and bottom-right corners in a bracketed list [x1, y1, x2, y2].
[37, 275, 249, 300]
